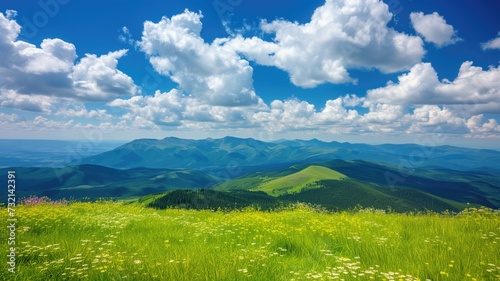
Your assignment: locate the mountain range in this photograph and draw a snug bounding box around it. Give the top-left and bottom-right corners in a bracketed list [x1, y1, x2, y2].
[2, 136, 499, 211]
[81, 136, 500, 172]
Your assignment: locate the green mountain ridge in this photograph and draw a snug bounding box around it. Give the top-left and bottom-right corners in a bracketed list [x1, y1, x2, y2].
[1, 165, 219, 201]
[146, 178, 466, 213]
[81, 136, 500, 172]
[215, 160, 500, 209]
[311, 160, 500, 208]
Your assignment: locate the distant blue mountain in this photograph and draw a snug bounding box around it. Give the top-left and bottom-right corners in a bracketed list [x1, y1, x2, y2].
[81, 136, 500, 172]
[0, 139, 125, 168]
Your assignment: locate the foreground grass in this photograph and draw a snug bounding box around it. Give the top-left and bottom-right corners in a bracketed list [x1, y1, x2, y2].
[1, 203, 500, 280]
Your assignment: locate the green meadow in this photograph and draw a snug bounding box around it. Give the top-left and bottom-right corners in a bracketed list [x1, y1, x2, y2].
[2, 202, 500, 280]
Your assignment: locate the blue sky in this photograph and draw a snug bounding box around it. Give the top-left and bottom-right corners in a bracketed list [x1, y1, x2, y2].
[0, 0, 499, 148]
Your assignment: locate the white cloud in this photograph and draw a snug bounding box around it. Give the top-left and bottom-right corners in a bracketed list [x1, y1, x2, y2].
[363, 103, 405, 124]
[243, 95, 498, 138]
[0, 11, 137, 106]
[55, 105, 113, 119]
[227, 0, 425, 88]
[106, 82, 499, 138]
[252, 99, 316, 132]
[481, 33, 500, 50]
[16, 38, 76, 74]
[366, 62, 500, 114]
[137, 10, 260, 107]
[366, 62, 439, 105]
[0, 9, 21, 43]
[314, 97, 360, 125]
[436, 62, 500, 109]
[1, 85, 121, 117]
[342, 94, 365, 107]
[407, 105, 468, 134]
[31, 116, 74, 130]
[0, 89, 55, 113]
[5, 10, 17, 19]
[249, 99, 416, 135]
[0, 114, 128, 134]
[118, 26, 136, 46]
[410, 12, 461, 47]
[71, 50, 138, 101]
[0, 112, 19, 123]
[223, 35, 278, 66]
[109, 89, 186, 127]
[466, 115, 500, 136]
[109, 89, 268, 129]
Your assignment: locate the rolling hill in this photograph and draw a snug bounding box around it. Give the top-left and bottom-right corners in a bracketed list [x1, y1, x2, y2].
[306, 160, 500, 208]
[215, 165, 347, 196]
[215, 160, 500, 209]
[1, 165, 219, 201]
[144, 178, 466, 213]
[255, 165, 347, 196]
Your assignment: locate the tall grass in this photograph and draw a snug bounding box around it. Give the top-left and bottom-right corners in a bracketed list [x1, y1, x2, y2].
[1, 202, 499, 280]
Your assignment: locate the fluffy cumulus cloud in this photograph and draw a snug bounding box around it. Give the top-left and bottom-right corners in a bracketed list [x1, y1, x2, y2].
[314, 97, 360, 125]
[55, 103, 113, 119]
[0, 89, 56, 113]
[226, 0, 425, 88]
[137, 10, 260, 107]
[70, 50, 137, 101]
[109, 89, 187, 127]
[247, 97, 498, 137]
[107, 60, 499, 138]
[410, 12, 461, 47]
[481, 33, 500, 50]
[252, 99, 316, 131]
[0, 11, 137, 113]
[366, 62, 500, 114]
[407, 105, 468, 134]
[0, 112, 19, 123]
[109, 89, 268, 129]
[466, 115, 500, 136]
[250, 96, 400, 134]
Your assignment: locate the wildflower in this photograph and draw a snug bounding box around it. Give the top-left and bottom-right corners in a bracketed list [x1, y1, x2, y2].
[134, 260, 141, 264]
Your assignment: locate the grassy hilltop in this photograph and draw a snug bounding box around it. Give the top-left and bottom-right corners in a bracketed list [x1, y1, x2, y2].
[254, 165, 347, 196]
[1, 201, 499, 281]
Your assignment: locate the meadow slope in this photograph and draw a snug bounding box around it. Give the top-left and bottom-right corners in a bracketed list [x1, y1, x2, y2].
[1, 202, 499, 280]
[254, 166, 347, 196]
